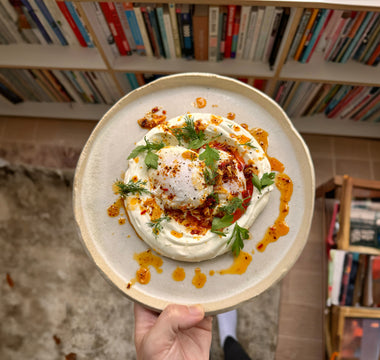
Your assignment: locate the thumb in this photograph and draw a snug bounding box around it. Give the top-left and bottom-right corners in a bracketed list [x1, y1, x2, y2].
[155, 304, 205, 335]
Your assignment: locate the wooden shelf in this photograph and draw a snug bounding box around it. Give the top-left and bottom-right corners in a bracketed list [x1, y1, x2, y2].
[0, 44, 106, 71]
[0, 101, 109, 120]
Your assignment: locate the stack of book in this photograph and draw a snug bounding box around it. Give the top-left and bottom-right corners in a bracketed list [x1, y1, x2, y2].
[327, 249, 380, 308]
[0, 68, 120, 105]
[288, 9, 380, 66]
[272, 81, 380, 121]
[0, 0, 94, 47]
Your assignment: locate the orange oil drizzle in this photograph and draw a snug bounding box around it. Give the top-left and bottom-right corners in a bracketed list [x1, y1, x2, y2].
[227, 112, 236, 120]
[132, 249, 163, 285]
[218, 251, 252, 275]
[256, 173, 293, 252]
[192, 268, 207, 288]
[196, 97, 207, 108]
[268, 156, 285, 173]
[172, 266, 186, 281]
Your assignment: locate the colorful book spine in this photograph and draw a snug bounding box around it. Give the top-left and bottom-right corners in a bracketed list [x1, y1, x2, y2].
[56, 1, 87, 47]
[114, 2, 136, 52]
[34, 0, 67, 45]
[294, 8, 319, 61]
[141, 5, 159, 57]
[123, 2, 145, 54]
[224, 5, 235, 58]
[64, 1, 93, 47]
[148, 5, 165, 58]
[230, 6, 240, 58]
[99, 2, 130, 55]
[180, 4, 193, 59]
[156, 4, 170, 58]
[168, 3, 181, 58]
[133, 4, 153, 57]
[126, 72, 139, 90]
[162, 5, 176, 59]
[269, 8, 290, 69]
[208, 5, 219, 61]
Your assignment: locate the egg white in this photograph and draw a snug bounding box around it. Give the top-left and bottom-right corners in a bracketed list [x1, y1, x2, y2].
[124, 113, 272, 262]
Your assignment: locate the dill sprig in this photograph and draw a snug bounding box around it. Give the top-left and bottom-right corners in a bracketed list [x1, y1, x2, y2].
[147, 215, 171, 237]
[114, 179, 150, 198]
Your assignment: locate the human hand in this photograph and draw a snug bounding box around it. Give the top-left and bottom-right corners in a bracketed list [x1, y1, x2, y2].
[134, 302, 213, 360]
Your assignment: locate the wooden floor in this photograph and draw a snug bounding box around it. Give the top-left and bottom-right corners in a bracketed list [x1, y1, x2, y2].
[1, 116, 380, 360]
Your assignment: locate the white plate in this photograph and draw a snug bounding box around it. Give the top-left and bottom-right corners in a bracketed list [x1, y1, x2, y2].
[73, 73, 315, 315]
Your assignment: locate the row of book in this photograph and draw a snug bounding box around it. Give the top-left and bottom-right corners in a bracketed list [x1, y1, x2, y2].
[272, 81, 380, 121]
[327, 249, 380, 308]
[0, 68, 120, 105]
[0, 0, 94, 47]
[289, 9, 380, 66]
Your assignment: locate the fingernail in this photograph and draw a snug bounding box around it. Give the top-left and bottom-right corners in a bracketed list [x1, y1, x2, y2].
[188, 305, 204, 316]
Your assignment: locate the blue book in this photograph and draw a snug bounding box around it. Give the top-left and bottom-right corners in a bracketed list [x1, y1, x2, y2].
[20, 0, 52, 43]
[147, 5, 164, 58]
[340, 12, 374, 63]
[63, 70, 87, 103]
[34, 0, 68, 45]
[180, 5, 193, 59]
[300, 9, 329, 63]
[64, 1, 93, 48]
[124, 6, 145, 55]
[325, 85, 351, 115]
[155, 5, 170, 58]
[126, 73, 139, 90]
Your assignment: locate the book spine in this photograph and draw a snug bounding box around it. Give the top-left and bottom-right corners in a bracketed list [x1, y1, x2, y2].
[147, 5, 164, 58]
[141, 5, 159, 57]
[254, 6, 275, 61]
[339, 253, 353, 306]
[64, 1, 93, 47]
[51, 69, 83, 103]
[168, 3, 181, 58]
[20, 0, 52, 43]
[34, 0, 67, 45]
[353, 90, 380, 120]
[56, 1, 86, 47]
[162, 6, 176, 59]
[236, 5, 250, 60]
[208, 5, 219, 62]
[89, 71, 113, 104]
[83, 71, 104, 103]
[249, 7, 264, 61]
[123, 2, 145, 54]
[230, 6, 240, 58]
[242, 7, 257, 60]
[269, 8, 290, 69]
[294, 8, 319, 61]
[99, 2, 130, 55]
[180, 5, 193, 59]
[218, 7, 228, 60]
[126, 72, 139, 90]
[263, 7, 283, 63]
[156, 5, 170, 58]
[327, 86, 363, 118]
[114, 2, 135, 52]
[133, 4, 153, 57]
[288, 9, 311, 60]
[224, 5, 235, 58]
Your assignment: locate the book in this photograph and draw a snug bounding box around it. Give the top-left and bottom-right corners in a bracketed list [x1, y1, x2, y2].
[99, 2, 130, 55]
[179, 4, 193, 59]
[123, 3, 145, 55]
[192, 4, 208, 61]
[330, 249, 347, 305]
[126, 72, 139, 89]
[64, 1, 94, 47]
[326, 86, 363, 118]
[156, 4, 171, 58]
[277, 81, 295, 107]
[314, 10, 342, 53]
[367, 40, 380, 65]
[133, 3, 153, 57]
[361, 22, 380, 63]
[242, 6, 257, 60]
[51, 69, 83, 104]
[235, 5, 250, 60]
[254, 6, 275, 61]
[56, 1, 86, 47]
[218, 5, 228, 60]
[0, 81, 23, 103]
[324, 85, 351, 115]
[352, 254, 368, 306]
[339, 252, 353, 305]
[372, 256, 380, 307]
[363, 255, 374, 306]
[295, 82, 323, 117]
[263, 7, 283, 63]
[147, 4, 165, 58]
[294, 8, 319, 61]
[41, 69, 71, 102]
[300, 9, 331, 63]
[141, 4, 159, 57]
[287, 8, 312, 60]
[115, 2, 136, 52]
[352, 87, 380, 120]
[0, 1, 25, 43]
[268, 7, 290, 69]
[208, 5, 219, 61]
[167, 3, 181, 58]
[224, 5, 235, 58]
[248, 6, 264, 61]
[162, 4, 176, 59]
[33, 0, 68, 45]
[282, 81, 300, 111]
[345, 252, 360, 305]
[353, 14, 380, 61]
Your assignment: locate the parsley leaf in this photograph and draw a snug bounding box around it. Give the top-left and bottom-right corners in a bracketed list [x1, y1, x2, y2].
[220, 197, 245, 215]
[227, 223, 250, 257]
[147, 215, 171, 238]
[252, 172, 276, 194]
[203, 168, 218, 185]
[199, 145, 220, 167]
[211, 214, 234, 236]
[128, 137, 165, 169]
[114, 179, 150, 198]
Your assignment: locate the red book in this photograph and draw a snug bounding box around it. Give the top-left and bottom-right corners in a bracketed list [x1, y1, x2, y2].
[353, 91, 380, 121]
[99, 2, 131, 55]
[339, 253, 353, 306]
[224, 5, 236, 58]
[367, 42, 380, 66]
[327, 86, 364, 118]
[253, 79, 266, 92]
[56, 1, 87, 47]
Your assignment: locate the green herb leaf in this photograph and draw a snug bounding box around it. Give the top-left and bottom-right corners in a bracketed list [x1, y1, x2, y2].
[239, 141, 257, 149]
[199, 145, 219, 168]
[203, 168, 218, 185]
[252, 172, 276, 194]
[147, 215, 171, 238]
[114, 179, 150, 198]
[220, 197, 245, 215]
[227, 223, 249, 257]
[211, 214, 234, 236]
[127, 137, 165, 169]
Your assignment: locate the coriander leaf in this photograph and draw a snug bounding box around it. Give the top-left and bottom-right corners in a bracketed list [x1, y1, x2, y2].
[128, 144, 147, 159]
[147, 215, 171, 238]
[252, 172, 276, 194]
[199, 145, 219, 168]
[203, 168, 218, 185]
[145, 150, 159, 169]
[211, 214, 234, 236]
[227, 223, 249, 257]
[114, 179, 150, 198]
[220, 197, 245, 215]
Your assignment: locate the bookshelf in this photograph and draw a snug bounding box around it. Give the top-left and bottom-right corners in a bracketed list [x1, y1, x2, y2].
[0, 1, 379, 136]
[317, 175, 380, 359]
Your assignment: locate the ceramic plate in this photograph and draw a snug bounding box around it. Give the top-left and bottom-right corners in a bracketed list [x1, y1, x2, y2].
[73, 73, 315, 315]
